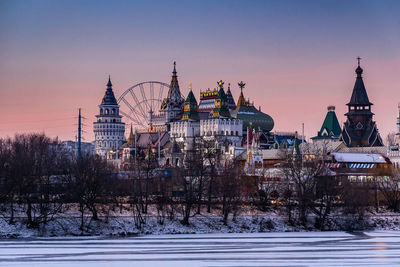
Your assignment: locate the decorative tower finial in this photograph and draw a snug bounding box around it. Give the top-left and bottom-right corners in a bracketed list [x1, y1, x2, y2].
[107, 75, 112, 87]
[355, 57, 363, 77]
[217, 80, 224, 89]
[238, 81, 246, 92]
[173, 61, 176, 73]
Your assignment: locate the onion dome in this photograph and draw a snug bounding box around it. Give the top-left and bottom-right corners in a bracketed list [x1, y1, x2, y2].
[231, 81, 274, 132]
[101, 75, 118, 105]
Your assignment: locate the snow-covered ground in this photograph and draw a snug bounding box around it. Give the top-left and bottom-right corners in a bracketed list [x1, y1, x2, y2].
[1, 206, 400, 238]
[0, 231, 400, 266]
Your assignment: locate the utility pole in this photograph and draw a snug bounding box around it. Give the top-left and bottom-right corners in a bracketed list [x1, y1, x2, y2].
[78, 108, 82, 159]
[301, 122, 304, 169]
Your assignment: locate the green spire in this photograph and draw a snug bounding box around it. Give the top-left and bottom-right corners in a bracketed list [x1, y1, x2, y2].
[182, 87, 199, 121]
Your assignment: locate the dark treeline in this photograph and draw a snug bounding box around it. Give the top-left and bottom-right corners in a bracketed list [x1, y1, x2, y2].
[1, 133, 399, 233]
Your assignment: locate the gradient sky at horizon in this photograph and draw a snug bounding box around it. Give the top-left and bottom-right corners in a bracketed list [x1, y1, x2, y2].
[1, 0, 399, 142]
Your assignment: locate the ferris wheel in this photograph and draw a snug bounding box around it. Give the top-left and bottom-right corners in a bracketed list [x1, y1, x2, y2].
[117, 81, 171, 129]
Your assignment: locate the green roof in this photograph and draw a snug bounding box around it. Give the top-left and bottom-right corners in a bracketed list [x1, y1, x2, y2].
[182, 90, 199, 121]
[313, 107, 341, 139]
[185, 90, 197, 104]
[231, 104, 274, 132]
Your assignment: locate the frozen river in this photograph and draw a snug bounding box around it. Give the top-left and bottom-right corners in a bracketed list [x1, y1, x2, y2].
[1, 231, 400, 266]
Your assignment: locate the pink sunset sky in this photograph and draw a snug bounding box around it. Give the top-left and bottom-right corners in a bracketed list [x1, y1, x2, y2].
[1, 0, 399, 142]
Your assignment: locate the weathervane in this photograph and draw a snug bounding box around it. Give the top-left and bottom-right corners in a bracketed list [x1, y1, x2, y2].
[357, 57, 361, 67]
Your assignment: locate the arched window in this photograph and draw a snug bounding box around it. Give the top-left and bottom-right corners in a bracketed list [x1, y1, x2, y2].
[105, 109, 109, 115]
[113, 119, 116, 123]
[100, 109, 104, 115]
[112, 108, 116, 115]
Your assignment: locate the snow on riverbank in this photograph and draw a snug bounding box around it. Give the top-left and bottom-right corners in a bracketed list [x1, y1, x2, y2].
[1, 208, 400, 238]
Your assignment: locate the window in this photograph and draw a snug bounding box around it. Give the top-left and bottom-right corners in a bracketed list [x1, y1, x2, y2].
[112, 108, 116, 115]
[105, 109, 109, 115]
[100, 109, 103, 115]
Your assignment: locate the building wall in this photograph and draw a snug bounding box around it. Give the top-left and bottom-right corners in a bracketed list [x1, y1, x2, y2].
[93, 104, 125, 158]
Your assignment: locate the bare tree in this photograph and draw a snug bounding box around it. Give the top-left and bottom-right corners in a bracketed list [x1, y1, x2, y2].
[67, 154, 114, 232]
[280, 147, 322, 226]
[377, 168, 400, 212]
[202, 140, 221, 213]
[217, 159, 243, 225]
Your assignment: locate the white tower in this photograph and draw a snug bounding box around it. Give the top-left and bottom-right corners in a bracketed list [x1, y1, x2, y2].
[93, 76, 125, 158]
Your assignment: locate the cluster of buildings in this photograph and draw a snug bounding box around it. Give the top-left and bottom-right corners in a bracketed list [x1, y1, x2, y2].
[89, 60, 400, 182]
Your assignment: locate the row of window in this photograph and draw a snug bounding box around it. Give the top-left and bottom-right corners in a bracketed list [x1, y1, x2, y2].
[201, 119, 240, 125]
[350, 106, 370, 111]
[175, 130, 240, 138]
[95, 123, 124, 129]
[100, 108, 118, 115]
[96, 133, 122, 139]
[97, 118, 121, 123]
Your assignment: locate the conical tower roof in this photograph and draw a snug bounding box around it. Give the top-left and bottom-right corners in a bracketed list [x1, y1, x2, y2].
[313, 106, 341, 139]
[226, 83, 236, 110]
[347, 58, 373, 106]
[127, 124, 135, 145]
[182, 88, 199, 121]
[161, 62, 185, 111]
[167, 61, 182, 101]
[101, 76, 118, 105]
[236, 81, 246, 107]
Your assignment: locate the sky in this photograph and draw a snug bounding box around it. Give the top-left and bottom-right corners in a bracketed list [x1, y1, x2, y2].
[0, 0, 399, 142]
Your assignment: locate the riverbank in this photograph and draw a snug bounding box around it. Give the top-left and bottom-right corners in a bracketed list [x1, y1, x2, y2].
[1, 208, 400, 238]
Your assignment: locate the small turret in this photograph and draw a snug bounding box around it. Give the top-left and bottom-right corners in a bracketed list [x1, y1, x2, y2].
[182, 85, 200, 121]
[212, 80, 231, 118]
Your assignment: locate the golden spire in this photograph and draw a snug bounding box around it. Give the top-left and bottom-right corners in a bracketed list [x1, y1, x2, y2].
[237, 81, 246, 107]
